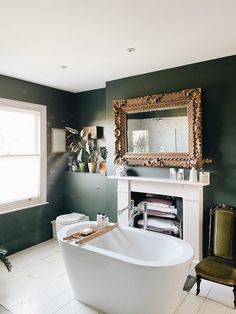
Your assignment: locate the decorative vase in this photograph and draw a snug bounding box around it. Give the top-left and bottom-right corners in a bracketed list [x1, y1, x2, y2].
[189, 167, 198, 182]
[88, 162, 97, 173]
[79, 162, 87, 173]
[99, 162, 106, 174]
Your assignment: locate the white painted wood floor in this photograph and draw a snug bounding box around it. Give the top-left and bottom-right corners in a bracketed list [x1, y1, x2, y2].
[0, 240, 235, 314]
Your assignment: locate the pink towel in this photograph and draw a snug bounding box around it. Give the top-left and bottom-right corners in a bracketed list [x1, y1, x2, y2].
[144, 195, 173, 206]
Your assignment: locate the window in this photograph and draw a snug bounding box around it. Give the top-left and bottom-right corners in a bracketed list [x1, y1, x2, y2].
[0, 97, 47, 213]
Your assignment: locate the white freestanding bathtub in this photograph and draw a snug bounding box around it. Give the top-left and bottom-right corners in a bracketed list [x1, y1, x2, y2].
[58, 222, 193, 314]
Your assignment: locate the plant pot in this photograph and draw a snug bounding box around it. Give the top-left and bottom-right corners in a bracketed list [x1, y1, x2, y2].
[79, 162, 87, 173]
[99, 162, 106, 174]
[88, 162, 97, 173]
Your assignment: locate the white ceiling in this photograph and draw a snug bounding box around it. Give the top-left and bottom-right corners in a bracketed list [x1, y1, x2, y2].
[0, 0, 235, 93]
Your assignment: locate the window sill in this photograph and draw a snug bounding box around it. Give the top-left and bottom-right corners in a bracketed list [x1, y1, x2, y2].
[0, 202, 49, 215]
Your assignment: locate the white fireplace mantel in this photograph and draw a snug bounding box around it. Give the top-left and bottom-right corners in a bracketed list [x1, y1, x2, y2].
[108, 175, 210, 274]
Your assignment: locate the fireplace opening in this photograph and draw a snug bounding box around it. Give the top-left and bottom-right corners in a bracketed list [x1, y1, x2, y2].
[131, 192, 183, 239]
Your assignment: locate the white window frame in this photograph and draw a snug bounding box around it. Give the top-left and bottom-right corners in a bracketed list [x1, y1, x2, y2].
[0, 97, 47, 214]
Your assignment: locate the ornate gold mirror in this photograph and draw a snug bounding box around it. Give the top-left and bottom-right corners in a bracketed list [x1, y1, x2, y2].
[113, 88, 202, 167]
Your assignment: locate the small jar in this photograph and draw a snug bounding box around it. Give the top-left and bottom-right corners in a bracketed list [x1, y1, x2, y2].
[105, 216, 109, 227]
[101, 213, 106, 229]
[97, 212, 102, 229]
[72, 161, 78, 172]
[169, 168, 177, 180]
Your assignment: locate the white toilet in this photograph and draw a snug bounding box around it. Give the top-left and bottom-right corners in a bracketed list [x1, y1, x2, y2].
[52, 212, 89, 239]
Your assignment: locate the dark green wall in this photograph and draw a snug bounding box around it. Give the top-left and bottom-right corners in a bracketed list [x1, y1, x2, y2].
[105, 55, 236, 255]
[65, 173, 107, 220]
[0, 75, 75, 254]
[64, 88, 110, 218]
[71, 88, 106, 133]
[65, 56, 236, 256]
[106, 55, 236, 184]
[3, 55, 235, 257]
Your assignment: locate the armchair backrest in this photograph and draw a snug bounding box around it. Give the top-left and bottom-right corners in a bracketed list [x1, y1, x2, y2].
[208, 204, 236, 260]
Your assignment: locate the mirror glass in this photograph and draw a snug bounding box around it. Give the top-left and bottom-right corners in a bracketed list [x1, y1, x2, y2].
[127, 106, 188, 153]
[113, 88, 202, 168]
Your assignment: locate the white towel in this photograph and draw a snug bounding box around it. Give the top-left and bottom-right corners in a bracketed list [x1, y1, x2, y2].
[138, 201, 177, 215]
[147, 209, 176, 219]
[138, 217, 180, 234]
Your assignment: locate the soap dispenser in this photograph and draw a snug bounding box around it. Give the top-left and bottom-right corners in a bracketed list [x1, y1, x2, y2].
[97, 212, 102, 229]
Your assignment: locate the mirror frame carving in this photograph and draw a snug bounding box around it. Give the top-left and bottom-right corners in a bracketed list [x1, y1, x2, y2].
[113, 88, 202, 168]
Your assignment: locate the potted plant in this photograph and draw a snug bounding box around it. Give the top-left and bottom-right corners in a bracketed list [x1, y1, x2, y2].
[65, 126, 79, 171]
[76, 140, 89, 173]
[65, 126, 79, 152]
[87, 139, 99, 173]
[66, 127, 89, 172]
[66, 127, 101, 173]
[78, 128, 99, 173]
[99, 146, 108, 174]
[0, 247, 12, 272]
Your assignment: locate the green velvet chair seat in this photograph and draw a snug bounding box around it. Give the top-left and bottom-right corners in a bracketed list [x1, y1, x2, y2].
[195, 204, 236, 308]
[195, 256, 236, 286]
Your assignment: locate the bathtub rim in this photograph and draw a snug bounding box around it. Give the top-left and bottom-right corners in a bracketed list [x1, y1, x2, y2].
[58, 221, 194, 268]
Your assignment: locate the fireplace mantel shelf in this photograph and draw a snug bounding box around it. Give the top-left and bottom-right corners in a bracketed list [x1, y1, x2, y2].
[108, 175, 209, 187]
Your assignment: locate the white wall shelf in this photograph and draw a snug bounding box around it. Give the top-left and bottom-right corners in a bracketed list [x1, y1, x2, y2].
[108, 175, 209, 186]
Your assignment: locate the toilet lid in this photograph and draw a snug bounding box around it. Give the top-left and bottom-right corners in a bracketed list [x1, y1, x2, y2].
[56, 213, 85, 225]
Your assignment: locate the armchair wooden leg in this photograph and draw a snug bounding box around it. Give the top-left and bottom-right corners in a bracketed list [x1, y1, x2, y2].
[233, 285, 236, 309]
[196, 275, 201, 296]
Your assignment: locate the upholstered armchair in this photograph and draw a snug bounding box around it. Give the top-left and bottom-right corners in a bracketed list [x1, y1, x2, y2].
[195, 204, 236, 308]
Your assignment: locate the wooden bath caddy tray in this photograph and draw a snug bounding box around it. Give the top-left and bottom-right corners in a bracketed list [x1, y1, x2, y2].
[63, 223, 119, 244]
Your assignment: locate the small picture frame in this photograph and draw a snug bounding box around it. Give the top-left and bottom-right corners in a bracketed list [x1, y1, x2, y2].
[82, 126, 103, 139]
[51, 128, 66, 153]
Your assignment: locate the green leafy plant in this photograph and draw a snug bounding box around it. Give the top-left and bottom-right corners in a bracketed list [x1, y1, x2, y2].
[87, 138, 99, 162]
[77, 141, 89, 163]
[79, 129, 99, 163]
[65, 127, 89, 163]
[65, 126, 79, 153]
[0, 247, 12, 272]
[65, 127, 100, 163]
